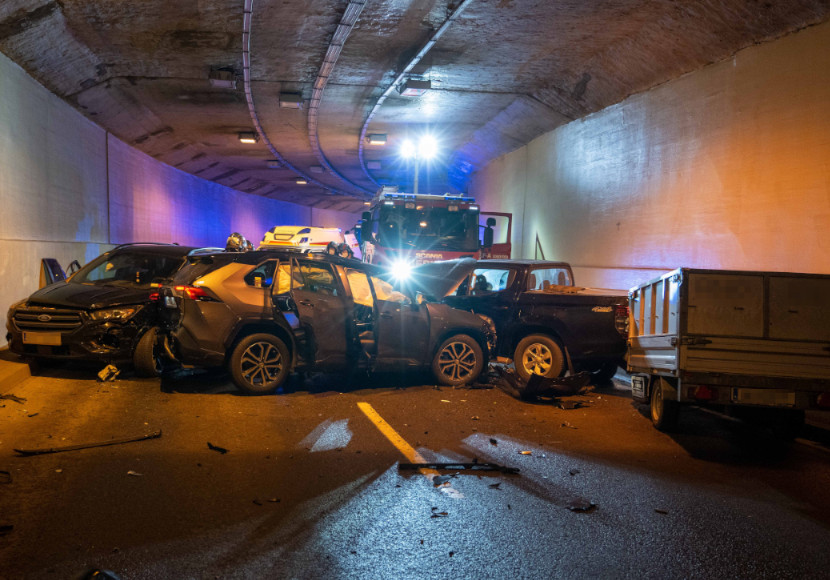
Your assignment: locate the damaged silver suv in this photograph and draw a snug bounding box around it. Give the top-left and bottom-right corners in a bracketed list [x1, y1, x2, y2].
[158, 249, 495, 394]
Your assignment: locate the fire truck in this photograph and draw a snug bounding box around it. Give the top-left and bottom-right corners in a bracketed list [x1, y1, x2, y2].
[358, 188, 511, 267]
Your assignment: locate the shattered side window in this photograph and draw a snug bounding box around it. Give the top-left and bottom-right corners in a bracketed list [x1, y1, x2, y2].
[370, 275, 409, 304]
[273, 263, 296, 294]
[346, 269, 374, 307]
[296, 261, 338, 295]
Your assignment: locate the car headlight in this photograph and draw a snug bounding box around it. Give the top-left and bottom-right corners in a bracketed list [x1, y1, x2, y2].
[89, 306, 142, 321]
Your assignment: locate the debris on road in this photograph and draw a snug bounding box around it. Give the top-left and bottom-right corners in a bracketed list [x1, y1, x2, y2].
[568, 499, 597, 513]
[471, 416, 480, 420]
[569, 469, 581, 476]
[399, 461, 519, 475]
[430, 507, 449, 518]
[655, 509, 669, 515]
[433, 475, 453, 487]
[492, 365, 593, 402]
[519, 450, 532, 455]
[489, 438, 498, 446]
[207, 442, 229, 454]
[27, 413, 39, 417]
[14, 430, 162, 456]
[0, 394, 26, 404]
[561, 422, 577, 429]
[127, 470, 143, 477]
[489, 482, 501, 489]
[557, 400, 591, 410]
[97, 364, 121, 382]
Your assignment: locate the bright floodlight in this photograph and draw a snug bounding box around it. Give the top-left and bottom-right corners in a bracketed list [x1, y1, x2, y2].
[417, 135, 437, 160]
[400, 139, 416, 159]
[389, 259, 413, 281]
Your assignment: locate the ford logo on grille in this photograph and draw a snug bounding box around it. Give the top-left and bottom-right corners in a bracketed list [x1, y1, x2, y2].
[37, 314, 52, 322]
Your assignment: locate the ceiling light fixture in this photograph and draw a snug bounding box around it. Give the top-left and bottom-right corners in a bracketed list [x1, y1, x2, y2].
[208, 69, 237, 89]
[367, 134, 387, 145]
[238, 132, 258, 144]
[397, 79, 431, 97]
[295, 177, 308, 185]
[279, 93, 304, 109]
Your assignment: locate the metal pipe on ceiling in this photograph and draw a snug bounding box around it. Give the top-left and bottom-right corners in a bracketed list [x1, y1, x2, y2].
[241, 0, 356, 198]
[307, 0, 373, 198]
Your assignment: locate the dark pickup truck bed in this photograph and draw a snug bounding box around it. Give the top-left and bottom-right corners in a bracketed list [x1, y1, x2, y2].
[437, 259, 629, 382]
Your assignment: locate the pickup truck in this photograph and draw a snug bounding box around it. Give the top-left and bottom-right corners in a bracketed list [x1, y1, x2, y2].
[415, 259, 629, 386]
[628, 268, 830, 436]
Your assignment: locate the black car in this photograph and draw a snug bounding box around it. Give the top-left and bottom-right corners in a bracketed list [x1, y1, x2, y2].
[5, 243, 207, 375]
[412, 259, 629, 383]
[158, 249, 495, 394]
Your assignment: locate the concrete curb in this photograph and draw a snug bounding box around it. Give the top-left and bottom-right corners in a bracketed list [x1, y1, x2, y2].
[0, 348, 31, 392]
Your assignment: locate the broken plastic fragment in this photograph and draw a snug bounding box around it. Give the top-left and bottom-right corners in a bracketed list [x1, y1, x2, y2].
[655, 509, 669, 515]
[97, 364, 120, 382]
[489, 438, 498, 446]
[207, 442, 229, 454]
[569, 469, 581, 476]
[519, 451, 532, 455]
[568, 499, 597, 513]
[0, 394, 26, 404]
[433, 475, 452, 487]
[489, 482, 501, 489]
[127, 470, 143, 477]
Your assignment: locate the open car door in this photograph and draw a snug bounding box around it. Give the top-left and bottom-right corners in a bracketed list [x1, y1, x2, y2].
[288, 257, 350, 370]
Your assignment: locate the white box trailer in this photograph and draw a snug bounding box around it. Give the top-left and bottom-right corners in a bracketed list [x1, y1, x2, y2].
[628, 268, 830, 435]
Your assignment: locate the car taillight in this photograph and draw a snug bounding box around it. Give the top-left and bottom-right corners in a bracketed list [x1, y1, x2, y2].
[149, 282, 162, 301]
[174, 285, 214, 301]
[615, 304, 629, 336]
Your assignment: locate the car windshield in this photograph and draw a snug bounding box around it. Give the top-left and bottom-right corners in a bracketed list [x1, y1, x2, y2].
[72, 250, 185, 288]
[377, 206, 480, 252]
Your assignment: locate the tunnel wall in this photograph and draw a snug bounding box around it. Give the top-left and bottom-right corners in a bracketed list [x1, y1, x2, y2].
[0, 50, 357, 346]
[471, 20, 830, 291]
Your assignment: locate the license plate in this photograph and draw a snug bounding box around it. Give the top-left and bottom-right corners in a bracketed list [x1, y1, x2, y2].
[22, 332, 62, 346]
[731, 388, 795, 407]
[164, 296, 177, 308]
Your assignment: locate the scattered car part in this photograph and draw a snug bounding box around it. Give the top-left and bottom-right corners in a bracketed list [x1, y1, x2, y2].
[207, 442, 229, 454]
[14, 430, 162, 456]
[399, 461, 519, 474]
[0, 394, 26, 404]
[96, 364, 120, 382]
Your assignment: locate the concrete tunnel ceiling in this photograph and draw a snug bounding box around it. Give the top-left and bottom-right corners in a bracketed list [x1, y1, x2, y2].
[1, 1, 828, 214]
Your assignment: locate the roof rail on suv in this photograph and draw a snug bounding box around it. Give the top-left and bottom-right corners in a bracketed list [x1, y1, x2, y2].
[111, 242, 181, 251]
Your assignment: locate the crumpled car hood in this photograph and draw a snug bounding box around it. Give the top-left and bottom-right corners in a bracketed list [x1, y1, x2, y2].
[408, 258, 478, 300]
[26, 281, 149, 310]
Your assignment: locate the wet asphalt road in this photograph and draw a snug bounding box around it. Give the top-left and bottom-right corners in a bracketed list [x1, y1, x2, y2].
[1, 364, 829, 579]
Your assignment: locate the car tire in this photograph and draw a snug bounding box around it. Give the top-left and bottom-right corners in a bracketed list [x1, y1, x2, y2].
[432, 334, 484, 386]
[650, 379, 679, 432]
[133, 327, 162, 378]
[514, 334, 564, 382]
[229, 333, 290, 395]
